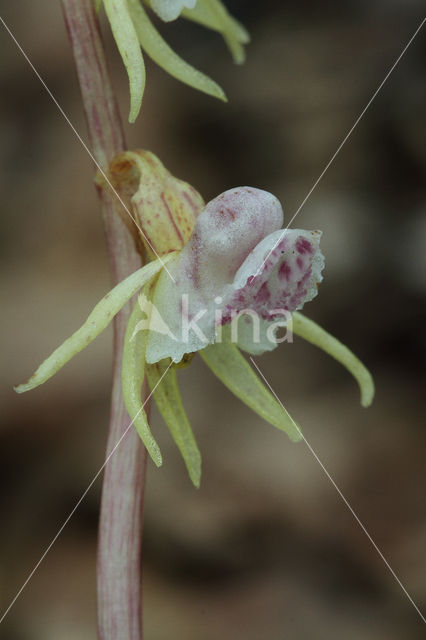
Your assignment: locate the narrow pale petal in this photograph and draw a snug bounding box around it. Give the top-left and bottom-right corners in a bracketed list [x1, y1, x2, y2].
[127, 0, 227, 102]
[182, 0, 249, 63]
[200, 341, 302, 442]
[146, 361, 201, 486]
[182, 1, 249, 45]
[293, 312, 375, 407]
[200, 0, 247, 63]
[103, 0, 146, 122]
[122, 297, 162, 466]
[14, 255, 173, 394]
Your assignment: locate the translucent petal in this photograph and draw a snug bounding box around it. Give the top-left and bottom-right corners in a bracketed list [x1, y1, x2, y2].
[200, 341, 302, 442]
[145, 254, 215, 364]
[15, 255, 173, 394]
[103, 0, 146, 122]
[127, 0, 226, 102]
[293, 312, 375, 407]
[146, 361, 201, 486]
[122, 297, 162, 466]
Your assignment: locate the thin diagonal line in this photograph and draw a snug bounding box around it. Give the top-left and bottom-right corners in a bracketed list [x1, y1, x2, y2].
[0, 15, 176, 283]
[0, 360, 172, 626]
[249, 356, 426, 625]
[255, 16, 426, 277]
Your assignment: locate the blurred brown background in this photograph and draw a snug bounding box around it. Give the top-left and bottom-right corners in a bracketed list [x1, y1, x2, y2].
[1, 1, 425, 638]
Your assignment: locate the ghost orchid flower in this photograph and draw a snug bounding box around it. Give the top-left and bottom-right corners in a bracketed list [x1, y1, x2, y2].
[15, 151, 374, 487]
[98, 0, 249, 122]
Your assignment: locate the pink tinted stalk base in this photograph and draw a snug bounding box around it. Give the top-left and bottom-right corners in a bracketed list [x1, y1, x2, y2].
[61, 1, 146, 638]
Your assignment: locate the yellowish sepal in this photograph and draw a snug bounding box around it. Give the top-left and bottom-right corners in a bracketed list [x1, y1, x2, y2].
[122, 294, 162, 466]
[127, 0, 227, 102]
[146, 360, 202, 487]
[14, 255, 173, 394]
[293, 312, 375, 407]
[200, 341, 302, 442]
[182, 0, 249, 63]
[103, 0, 146, 122]
[200, 0, 248, 63]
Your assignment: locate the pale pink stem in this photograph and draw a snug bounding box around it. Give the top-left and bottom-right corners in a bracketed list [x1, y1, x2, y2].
[61, 1, 146, 638]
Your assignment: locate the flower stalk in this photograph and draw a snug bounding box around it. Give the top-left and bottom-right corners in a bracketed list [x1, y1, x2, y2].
[16, 6, 375, 635]
[61, 1, 147, 637]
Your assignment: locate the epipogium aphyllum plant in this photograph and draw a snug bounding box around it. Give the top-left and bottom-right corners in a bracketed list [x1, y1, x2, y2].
[16, 0, 374, 637]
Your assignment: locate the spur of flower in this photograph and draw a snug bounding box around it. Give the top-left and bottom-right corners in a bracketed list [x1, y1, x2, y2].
[99, 0, 249, 121]
[15, 151, 374, 487]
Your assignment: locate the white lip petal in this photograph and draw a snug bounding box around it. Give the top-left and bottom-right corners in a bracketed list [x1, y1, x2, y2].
[144, 189, 324, 363]
[145, 187, 285, 363]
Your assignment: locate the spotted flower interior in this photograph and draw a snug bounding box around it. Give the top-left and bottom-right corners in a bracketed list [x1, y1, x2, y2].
[145, 187, 325, 364]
